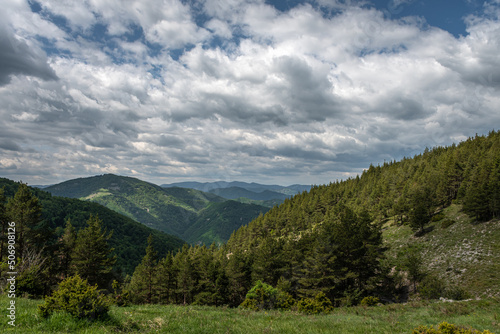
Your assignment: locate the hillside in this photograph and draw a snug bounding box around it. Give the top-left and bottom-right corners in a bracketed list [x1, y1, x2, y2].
[223, 131, 500, 301]
[0, 178, 185, 275]
[183, 200, 269, 245]
[45, 174, 269, 244]
[208, 186, 289, 201]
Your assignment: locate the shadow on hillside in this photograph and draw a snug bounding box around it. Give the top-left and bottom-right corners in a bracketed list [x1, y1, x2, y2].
[414, 225, 435, 237]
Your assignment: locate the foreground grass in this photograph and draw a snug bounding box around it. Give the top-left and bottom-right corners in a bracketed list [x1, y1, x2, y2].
[1, 295, 498, 333]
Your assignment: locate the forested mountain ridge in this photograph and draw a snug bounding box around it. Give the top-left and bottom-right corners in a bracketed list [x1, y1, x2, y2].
[228, 131, 500, 249]
[0, 178, 185, 275]
[45, 174, 269, 244]
[221, 131, 500, 301]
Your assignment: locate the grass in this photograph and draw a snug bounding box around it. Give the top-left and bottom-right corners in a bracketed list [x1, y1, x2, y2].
[1, 295, 498, 333]
[382, 204, 500, 299]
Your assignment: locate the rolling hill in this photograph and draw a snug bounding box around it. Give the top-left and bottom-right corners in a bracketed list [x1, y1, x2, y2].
[0, 178, 185, 275]
[45, 174, 269, 244]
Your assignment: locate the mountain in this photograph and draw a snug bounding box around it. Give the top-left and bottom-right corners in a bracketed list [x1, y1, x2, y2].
[223, 131, 500, 300]
[45, 174, 269, 244]
[0, 178, 185, 275]
[183, 200, 268, 245]
[208, 186, 289, 201]
[162, 181, 311, 203]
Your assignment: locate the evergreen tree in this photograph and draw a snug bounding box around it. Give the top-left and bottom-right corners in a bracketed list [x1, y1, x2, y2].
[408, 187, 433, 234]
[59, 219, 76, 279]
[70, 215, 116, 289]
[174, 244, 195, 305]
[6, 183, 42, 256]
[128, 235, 158, 303]
[156, 252, 177, 304]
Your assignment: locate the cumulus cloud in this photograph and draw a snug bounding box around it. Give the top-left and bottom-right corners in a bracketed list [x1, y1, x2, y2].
[1, 0, 500, 185]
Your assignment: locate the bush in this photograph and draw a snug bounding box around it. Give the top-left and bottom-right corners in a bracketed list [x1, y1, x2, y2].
[431, 212, 446, 222]
[360, 296, 380, 306]
[419, 275, 472, 301]
[240, 281, 278, 311]
[412, 321, 494, 333]
[419, 275, 446, 300]
[441, 219, 456, 229]
[296, 292, 333, 315]
[38, 275, 110, 320]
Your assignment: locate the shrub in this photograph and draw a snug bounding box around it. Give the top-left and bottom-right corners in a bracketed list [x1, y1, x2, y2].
[419, 275, 446, 300]
[296, 292, 333, 315]
[360, 296, 380, 306]
[240, 281, 278, 311]
[444, 286, 471, 301]
[431, 212, 446, 222]
[441, 219, 456, 229]
[240, 281, 297, 312]
[38, 275, 110, 320]
[412, 321, 494, 333]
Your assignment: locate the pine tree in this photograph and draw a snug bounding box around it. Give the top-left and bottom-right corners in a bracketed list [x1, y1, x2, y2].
[6, 183, 42, 256]
[128, 235, 158, 303]
[59, 219, 76, 279]
[174, 244, 195, 305]
[157, 252, 177, 304]
[70, 215, 116, 289]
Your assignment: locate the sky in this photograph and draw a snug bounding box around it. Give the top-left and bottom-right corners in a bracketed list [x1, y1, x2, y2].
[1, 0, 499, 186]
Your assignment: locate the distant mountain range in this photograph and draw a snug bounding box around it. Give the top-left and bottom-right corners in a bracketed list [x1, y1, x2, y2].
[44, 174, 272, 245]
[162, 181, 311, 202]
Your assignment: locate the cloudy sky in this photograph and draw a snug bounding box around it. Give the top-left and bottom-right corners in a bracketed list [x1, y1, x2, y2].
[1, 0, 499, 186]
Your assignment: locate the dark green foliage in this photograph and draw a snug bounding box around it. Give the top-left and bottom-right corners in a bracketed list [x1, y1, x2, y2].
[184, 200, 269, 245]
[70, 215, 116, 289]
[0, 178, 185, 276]
[38, 275, 110, 320]
[397, 244, 425, 293]
[128, 235, 158, 304]
[6, 183, 43, 256]
[419, 275, 446, 300]
[440, 218, 456, 229]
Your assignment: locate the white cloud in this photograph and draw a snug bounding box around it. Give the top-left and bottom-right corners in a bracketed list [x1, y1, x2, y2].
[1, 0, 500, 185]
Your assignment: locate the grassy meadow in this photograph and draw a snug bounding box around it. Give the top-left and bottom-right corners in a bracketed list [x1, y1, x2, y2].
[1, 295, 498, 333]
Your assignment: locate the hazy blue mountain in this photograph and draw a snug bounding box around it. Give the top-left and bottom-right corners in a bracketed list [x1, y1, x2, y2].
[162, 181, 311, 199]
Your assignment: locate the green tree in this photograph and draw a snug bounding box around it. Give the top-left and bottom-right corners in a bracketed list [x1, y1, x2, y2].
[128, 235, 158, 304]
[6, 183, 42, 256]
[70, 215, 116, 289]
[157, 252, 178, 304]
[59, 219, 76, 279]
[408, 187, 433, 234]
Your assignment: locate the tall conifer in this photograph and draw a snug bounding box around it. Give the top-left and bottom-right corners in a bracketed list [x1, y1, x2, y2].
[70, 215, 116, 289]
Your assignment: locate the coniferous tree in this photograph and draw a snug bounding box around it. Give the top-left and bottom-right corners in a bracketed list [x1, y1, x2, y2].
[128, 235, 158, 303]
[70, 215, 116, 289]
[175, 244, 195, 305]
[58, 219, 76, 279]
[6, 183, 42, 256]
[157, 252, 177, 304]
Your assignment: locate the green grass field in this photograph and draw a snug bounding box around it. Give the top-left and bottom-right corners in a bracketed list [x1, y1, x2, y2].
[1, 295, 498, 333]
